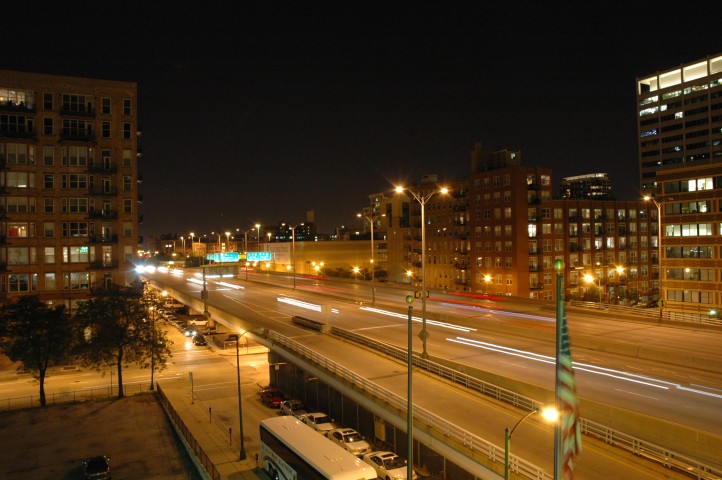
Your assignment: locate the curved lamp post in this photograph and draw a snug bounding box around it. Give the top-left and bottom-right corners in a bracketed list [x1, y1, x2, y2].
[230, 327, 264, 460]
[357, 212, 385, 304]
[255, 224, 261, 251]
[395, 185, 448, 359]
[505, 406, 557, 480]
[282, 223, 303, 289]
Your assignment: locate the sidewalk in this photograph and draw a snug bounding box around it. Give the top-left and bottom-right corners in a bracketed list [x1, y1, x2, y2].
[157, 340, 269, 480]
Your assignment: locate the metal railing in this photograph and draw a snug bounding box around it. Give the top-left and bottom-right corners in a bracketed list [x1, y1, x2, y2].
[157, 384, 221, 480]
[266, 328, 722, 480]
[568, 300, 722, 327]
[268, 330, 551, 480]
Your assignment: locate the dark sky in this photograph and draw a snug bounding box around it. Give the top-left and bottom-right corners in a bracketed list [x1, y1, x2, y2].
[5, 3, 722, 237]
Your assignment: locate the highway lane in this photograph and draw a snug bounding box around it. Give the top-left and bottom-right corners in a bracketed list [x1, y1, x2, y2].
[148, 269, 722, 439]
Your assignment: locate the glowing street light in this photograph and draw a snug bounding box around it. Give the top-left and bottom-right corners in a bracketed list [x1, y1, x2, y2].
[395, 184, 449, 359]
[357, 211, 385, 304]
[583, 274, 602, 303]
[504, 406, 558, 480]
[229, 327, 264, 460]
[255, 223, 261, 251]
[282, 223, 303, 289]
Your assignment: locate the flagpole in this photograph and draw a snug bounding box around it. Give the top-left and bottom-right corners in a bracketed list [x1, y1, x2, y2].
[554, 259, 563, 480]
[554, 259, 582, 480]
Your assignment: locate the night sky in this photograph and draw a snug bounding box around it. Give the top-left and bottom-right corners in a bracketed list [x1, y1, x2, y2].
[5, 3, 722, 237]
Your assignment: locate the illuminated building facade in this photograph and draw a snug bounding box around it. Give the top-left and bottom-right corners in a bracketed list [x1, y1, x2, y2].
[636, 53, 722, 194]
[0, 70, 140, 311]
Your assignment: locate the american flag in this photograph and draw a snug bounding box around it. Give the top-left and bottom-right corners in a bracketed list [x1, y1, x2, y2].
[557, 312, 582, 478]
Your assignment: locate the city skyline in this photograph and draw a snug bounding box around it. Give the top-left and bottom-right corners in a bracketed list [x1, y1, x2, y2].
[4, 3, 722, 237]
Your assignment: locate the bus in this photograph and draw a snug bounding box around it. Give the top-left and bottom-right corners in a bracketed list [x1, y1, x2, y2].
[260, 416, 378, 480]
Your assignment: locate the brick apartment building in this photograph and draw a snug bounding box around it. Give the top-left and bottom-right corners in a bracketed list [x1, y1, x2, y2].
[0, 70, 140, 311]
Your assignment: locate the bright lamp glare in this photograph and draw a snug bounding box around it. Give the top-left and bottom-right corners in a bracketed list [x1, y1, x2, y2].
[541, 407, 559, 422]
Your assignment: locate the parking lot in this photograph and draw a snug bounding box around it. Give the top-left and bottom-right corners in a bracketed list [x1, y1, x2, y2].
[0, 393, 201, 480]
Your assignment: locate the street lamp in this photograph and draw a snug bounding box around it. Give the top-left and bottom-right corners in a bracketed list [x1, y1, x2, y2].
[255, 223, 261, 251]
[148, 303, 157, 391]
[395, 184, 449, 359]
[283, 223, 303, 290]
[180, 236, 185, 257]
[504, 406, 558, 480]
[404, 294, 415, 480]
[583, 274, 602, 303]
[357, 212, 385, 304]
[643, 196, 663, 308]
[230, 327, 264, 460]
[189, 232, 195, 258]
[225, 231, 231, 253]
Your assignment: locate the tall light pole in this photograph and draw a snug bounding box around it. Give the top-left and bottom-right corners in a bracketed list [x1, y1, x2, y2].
[283, 223, 303, 290]
[505, 409, 537, 480]
[231, 328, 263, 460]
[148, 303, 157, 391]
[225, 231, 231, 253]
[405, 294, 414, 480]
[189, 232, 195, 258]
[643, 196, 663, 312]
[180, 236, 185, 257]
[255, 223, 261, 251]
[396, 185, 449, 359]
[357, 212, 385, 304]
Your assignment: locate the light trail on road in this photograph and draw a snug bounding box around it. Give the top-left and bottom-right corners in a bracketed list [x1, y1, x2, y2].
[449, 336, 722, 399]
[361, 306, 477, 333]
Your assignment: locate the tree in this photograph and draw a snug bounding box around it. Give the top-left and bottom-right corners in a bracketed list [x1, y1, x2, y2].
[0, 296, 75, 407]
[74, 283, 172, 398]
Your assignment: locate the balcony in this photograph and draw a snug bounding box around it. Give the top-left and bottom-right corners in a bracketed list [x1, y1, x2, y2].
[0, 100, 36, 113]
[89, 234, 118, 244]
[530, 283, 543, 290]
[529, 265, 541, 272]
[87, 163, 118, 174]
[88, 209, 118, 219]
[59, 129, 96, 143]
[0, 128, 37, 140]
[88, 186, 118, 196]
[59, 107, 95, 117]
[88, 260, 119, 269]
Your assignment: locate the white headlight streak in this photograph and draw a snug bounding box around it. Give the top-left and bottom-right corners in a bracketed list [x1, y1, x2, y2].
[360, 307, 476, 333]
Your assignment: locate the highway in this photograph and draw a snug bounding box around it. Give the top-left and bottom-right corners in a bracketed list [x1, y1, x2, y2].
[2, 266, 719, 479]
[161, 267, 722, 437]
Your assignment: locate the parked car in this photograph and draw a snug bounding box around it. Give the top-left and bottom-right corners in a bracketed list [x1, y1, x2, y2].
[302, 412, 337, 435]
[280, 399, 308, 418]
[363, 451, 418, 480]
[259, 388, 285, 408]
[82, 455, 111, 479]
[192, 334, 207, 346]
[328, 427, 371, 457]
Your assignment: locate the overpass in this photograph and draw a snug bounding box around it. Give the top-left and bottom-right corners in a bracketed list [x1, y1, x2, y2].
[147, 277, 722, 480]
